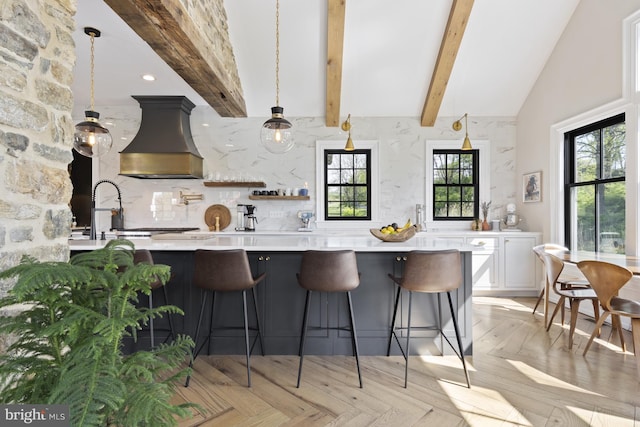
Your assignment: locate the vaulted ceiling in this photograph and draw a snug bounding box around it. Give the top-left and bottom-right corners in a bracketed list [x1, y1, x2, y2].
[72, 0, 580, 126]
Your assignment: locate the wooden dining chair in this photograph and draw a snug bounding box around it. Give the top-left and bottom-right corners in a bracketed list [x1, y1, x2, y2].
[532, 244, 590, 327]
[576, 260, 640, 377]
[541, 252, 599, 349]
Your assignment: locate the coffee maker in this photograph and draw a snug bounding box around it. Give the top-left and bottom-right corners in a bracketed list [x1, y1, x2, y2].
[244, 205, 257, 231]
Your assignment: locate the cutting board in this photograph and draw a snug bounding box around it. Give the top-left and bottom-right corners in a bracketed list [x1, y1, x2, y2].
[204, 204, 231, 231]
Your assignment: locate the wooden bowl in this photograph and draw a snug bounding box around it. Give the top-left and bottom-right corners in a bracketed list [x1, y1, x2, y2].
[370, 226, 417, 242]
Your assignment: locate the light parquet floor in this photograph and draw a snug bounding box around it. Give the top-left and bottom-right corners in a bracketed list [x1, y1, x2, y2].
[171, 297, 640, 426]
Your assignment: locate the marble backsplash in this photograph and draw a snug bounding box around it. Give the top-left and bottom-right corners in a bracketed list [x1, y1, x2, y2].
[87, 104, 518, 233]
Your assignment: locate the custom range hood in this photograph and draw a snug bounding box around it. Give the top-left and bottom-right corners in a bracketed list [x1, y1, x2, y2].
[120, 96, 203, 179]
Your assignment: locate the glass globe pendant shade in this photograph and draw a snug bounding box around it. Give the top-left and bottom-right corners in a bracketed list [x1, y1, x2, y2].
[261, 106, 294, 154]
[74, 110, 113, 158]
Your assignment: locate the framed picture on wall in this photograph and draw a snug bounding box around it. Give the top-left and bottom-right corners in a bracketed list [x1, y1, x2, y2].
[523, 171, 541, 203]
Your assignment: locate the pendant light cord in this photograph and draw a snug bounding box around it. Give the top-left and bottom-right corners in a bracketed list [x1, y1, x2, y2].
[89, 31, 95, 111]
[275, 0, 280, 106]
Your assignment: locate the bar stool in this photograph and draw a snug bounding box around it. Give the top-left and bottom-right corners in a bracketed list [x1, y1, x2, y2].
[296, 250, 362, 388]
[132, 250, 176, 349]
[185, 249, 265, 388]
[387, 249, 470, 388]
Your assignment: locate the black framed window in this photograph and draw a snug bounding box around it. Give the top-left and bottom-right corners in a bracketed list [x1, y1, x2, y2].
[564, 113, 625, 253]
[432, 149, 479, 220]
[324, 149, 371, 220]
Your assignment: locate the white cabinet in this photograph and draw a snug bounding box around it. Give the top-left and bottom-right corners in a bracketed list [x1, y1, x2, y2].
[502, 235, 539, 292]
[465, 236, 499, 291]
[435, 231, 541, 296]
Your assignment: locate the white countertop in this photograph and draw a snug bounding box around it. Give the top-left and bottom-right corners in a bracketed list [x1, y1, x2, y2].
[69, 230, 482, 252]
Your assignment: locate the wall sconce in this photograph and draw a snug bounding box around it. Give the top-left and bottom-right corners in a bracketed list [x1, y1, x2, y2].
[452, 113, 472, 150]
[341, 114, 355, 151]
[74, 27, 113, 158]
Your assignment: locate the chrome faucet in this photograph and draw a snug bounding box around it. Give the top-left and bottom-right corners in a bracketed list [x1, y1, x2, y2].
[90, 179, 123, 240]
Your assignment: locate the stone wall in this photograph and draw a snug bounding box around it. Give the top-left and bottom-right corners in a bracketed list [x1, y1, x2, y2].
[0, 0, 76, 294]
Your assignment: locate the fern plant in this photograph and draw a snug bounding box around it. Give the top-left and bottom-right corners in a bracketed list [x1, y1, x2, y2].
[0, 239, 196, 426]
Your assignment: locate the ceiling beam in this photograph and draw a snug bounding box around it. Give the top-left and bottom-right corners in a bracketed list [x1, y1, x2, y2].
[104, 0, 247, 117]
[420, 0, 474, 127]
[325, 0, 346, 127]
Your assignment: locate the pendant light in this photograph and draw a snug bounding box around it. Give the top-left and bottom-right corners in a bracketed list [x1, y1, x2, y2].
[260, 0, 294, 154]
[73, 27, 112, 158]
[452, 113, 472, 150]
[341, 114, 355, 151]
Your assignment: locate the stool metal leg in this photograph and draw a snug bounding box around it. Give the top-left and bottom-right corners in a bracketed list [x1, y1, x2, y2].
[161, 285, 176, 343]
[207, 291, 216, 355]
[149, 291, 155, 349]
[447, 291, 471, 388]
[387, 286, 401, 356]
[242, 290, 252, 387]
[252, 287, 265, 356]
[297, 290, 312, 388]
[346, 291, 362, 388]
[404, 290, 413, 388]
[185, 289, 210, 387]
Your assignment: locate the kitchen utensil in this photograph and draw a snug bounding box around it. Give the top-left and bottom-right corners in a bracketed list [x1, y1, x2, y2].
[204, 204, 231, 231]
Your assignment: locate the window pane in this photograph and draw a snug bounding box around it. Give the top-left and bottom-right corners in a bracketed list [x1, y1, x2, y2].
[460, 154, 473, 168]
[460, 169, 473, 184]
[575, 131, 599, 182]
[341, 169, 354, 184]
[449, 202, 461, 216]
[327, 153, 338, 168]
[354, 154, 367, 168]
[447, 169, 459, 184]
[599, 181, 625, 253]
[327, 170, 340, 184]
[434, 168, 446, 184]
[342, 202, 354, 216]
[434, 202, 447, 217]
[341, 186, 354, 200]
[354, 202, 368, 217]
[434, 186, 447, 201]
[462, 202, 474, 217]
[462, 187, 474, 202]
[355, 169, 367, 184]
[576, 185, 595, 251]
[327, 202, 341, 217]
[327, 187, 340, 201]
[341, 155, 353, 168]
[602, 123, 626, 179]
[446, 154, 459, 168]
[449, 187, 461, 201]
[355, 187, 367, 201]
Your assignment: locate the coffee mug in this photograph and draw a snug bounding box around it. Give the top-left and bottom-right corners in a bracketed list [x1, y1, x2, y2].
[285, 188, 292, 196]
[299, 188, 309, 196]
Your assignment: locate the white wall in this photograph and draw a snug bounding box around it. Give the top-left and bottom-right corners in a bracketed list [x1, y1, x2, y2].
[90, 105, 517, 233]
[517, 0, 640, 243]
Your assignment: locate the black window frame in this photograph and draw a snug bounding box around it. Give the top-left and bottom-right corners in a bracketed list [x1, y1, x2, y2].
[432, 149, 480, 220]
[563, 113, 625, 251]
[324, 149, 372, 221]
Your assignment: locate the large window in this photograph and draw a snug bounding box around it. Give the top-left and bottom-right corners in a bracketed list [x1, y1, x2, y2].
[564, 113, 625, 253]
[432, 149, 479, 220]
[324, 149, 371, 220]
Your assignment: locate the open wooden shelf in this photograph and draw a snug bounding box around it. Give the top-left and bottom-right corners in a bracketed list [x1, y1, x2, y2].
[248, 195, 310, 201]
[204, 181, 266, 188]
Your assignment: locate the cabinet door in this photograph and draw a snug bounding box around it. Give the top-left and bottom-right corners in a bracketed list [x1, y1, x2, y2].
[503, 236, 538, 289]
[465, 237, 499, 291]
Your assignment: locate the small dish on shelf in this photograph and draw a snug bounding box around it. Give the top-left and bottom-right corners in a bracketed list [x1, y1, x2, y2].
[370, 226, 417, 242]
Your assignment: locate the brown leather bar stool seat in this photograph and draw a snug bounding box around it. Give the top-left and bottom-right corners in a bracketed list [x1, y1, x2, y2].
[387, 249, 470, 388]
[132, 250, 176, 349]
[296, 250, 362, 388]
[185, 249, 265, 388]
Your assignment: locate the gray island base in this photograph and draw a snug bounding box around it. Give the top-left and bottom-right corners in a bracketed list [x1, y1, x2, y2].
[70, 233, 473, 356]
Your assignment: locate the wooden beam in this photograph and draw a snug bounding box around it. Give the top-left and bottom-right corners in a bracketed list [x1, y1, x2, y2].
[420, 0, 474, 127]
[325, 0, 346, 127]
[104, 0, 247, 117]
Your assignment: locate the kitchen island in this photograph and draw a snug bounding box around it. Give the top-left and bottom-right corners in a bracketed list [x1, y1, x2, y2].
[70, 232, 475, 356]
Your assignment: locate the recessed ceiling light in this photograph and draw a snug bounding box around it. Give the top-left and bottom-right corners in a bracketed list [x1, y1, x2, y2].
[120, 137, 127, 140]
[142, 74, 156, 81]
[105, 121, 114, 126]
[202, 123, 210, 127]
